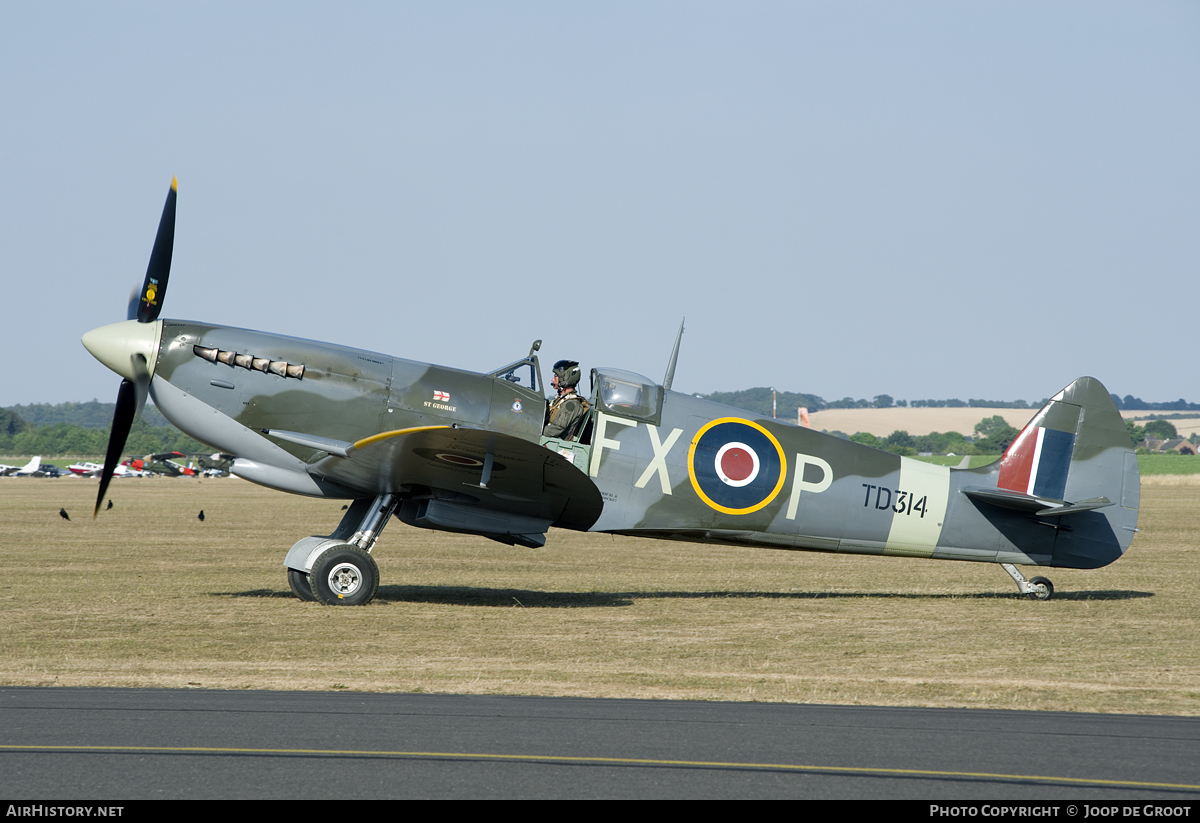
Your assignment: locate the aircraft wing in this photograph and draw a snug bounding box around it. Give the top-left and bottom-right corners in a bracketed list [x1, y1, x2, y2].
[271, 425, 603, 532]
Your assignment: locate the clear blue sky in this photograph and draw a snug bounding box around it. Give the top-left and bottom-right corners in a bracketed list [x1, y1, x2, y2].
[2, 2, 1197, 407]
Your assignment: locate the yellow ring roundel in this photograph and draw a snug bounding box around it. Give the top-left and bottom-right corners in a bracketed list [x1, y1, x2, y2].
[688, 418, 787, 515]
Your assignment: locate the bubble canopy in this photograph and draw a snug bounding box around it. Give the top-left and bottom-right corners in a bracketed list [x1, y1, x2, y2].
[592, 368, 663, 424]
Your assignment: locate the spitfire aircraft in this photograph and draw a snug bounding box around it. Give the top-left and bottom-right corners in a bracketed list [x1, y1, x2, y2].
[130, 452, 200, 477]
[82, 180, 1140, 605]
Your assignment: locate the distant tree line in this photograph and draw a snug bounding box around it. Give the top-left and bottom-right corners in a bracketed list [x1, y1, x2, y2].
[0, 403, 204, 456]
[698, 388, 1050, 415]
[909, 398, 1047, 409]
[700, 388, 826, 416]
[698, 387, 1200, 417]
[5, 401, 171, 429]
[1110, 395, 1200, 412]
[841, 416, 1023, 457]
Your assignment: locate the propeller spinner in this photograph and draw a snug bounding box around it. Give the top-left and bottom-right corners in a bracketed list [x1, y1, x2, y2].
[82, 178, 176, 515]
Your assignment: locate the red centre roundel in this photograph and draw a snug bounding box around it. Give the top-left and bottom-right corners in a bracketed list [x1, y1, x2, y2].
[721, 448, 753, 480]
[715, 442, 760, 487]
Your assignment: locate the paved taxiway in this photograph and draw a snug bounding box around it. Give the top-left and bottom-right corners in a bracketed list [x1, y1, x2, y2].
[1, 688, 1198, 799]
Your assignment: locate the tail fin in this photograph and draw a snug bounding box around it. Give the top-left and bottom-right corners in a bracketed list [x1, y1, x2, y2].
[993, 377, 1139, 568]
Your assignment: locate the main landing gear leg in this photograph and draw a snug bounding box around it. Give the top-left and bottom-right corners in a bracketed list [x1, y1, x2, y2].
[284, 493, 399, 606]
[1000, 563, 1054, 601]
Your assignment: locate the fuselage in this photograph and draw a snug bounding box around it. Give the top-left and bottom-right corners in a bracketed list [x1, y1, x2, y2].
[93, 318, 1138, 572]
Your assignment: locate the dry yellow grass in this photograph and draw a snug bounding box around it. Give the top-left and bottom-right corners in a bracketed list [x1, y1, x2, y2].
[806, 407, 1037, 437]
[0, 477, 1196, 714]
[1142, 474, 1200, 486]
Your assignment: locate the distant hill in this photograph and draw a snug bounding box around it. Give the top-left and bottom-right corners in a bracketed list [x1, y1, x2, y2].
[4, 401, 172, 429]
[0, 401, 201, 456]
[697, 388, 824, 419]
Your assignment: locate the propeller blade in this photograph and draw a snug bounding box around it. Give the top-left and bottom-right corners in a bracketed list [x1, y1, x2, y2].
[94, 378, 138, 517]
[135, 177, 177, 323]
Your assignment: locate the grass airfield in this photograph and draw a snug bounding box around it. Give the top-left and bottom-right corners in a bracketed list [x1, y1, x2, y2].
[1, 476, 1197, 715]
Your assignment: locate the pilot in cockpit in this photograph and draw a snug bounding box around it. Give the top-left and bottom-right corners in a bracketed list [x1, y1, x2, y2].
[543, 360, 588, 440]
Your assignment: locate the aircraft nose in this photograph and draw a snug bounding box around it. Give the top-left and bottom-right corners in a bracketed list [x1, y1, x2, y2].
[81, 319, 162, 383]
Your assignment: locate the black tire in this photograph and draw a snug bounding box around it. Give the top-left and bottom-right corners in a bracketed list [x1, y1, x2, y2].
[1028, 576, 1054, 601]
[287, 568, 316, 602]
[309, 544, 379, 606]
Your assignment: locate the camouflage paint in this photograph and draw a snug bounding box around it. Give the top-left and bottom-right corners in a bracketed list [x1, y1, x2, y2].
[141, 320, 1136, 575]
[583, 376, 1135, 571]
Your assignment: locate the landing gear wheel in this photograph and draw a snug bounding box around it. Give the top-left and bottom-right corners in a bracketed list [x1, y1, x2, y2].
[309, 544, 379, 606]
[1028, 576, 1054, 601]
[288, 568, 316, 602]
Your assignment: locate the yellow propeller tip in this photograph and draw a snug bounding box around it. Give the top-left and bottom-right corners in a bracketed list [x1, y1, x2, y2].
[171, 176, 178, 191]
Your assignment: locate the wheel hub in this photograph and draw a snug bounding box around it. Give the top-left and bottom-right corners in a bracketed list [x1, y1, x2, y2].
[327, 562, 362, 596]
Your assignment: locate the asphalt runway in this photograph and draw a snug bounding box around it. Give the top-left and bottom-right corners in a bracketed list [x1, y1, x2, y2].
[1, 688, 1198, 800]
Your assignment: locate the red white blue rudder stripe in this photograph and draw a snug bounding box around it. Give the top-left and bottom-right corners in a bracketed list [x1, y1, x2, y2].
[997, 425, 1076, 501]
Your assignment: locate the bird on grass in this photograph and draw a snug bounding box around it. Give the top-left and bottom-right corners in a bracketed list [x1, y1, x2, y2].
[198, 510, 205, 522]
[106, 500, 113, 511]
[59, 508, 70, 521]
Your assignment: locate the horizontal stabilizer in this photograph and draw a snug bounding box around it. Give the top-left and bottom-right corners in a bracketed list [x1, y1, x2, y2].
[963, 486, 1113, 517]
[1034, 497, 1114, 517]
[962, 486, 1061, 512]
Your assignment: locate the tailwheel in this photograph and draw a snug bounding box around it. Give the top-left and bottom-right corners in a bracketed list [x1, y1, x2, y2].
[309, 544, 379, 606]
[1027, 576, 1054, 601]
[1000, 563, 1056, 601]
[287, 568, 316, 602]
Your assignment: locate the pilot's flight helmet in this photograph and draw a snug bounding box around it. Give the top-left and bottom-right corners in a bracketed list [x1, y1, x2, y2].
[553, 360, 581, 388]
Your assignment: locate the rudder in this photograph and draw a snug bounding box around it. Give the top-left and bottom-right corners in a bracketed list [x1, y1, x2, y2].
[995, 377, 1139, 568]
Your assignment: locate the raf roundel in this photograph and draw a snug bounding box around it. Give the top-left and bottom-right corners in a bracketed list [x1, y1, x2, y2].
[688, 418, 787, 515]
